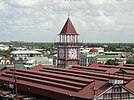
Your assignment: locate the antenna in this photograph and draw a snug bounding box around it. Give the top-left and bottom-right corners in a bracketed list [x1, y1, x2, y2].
[67, 0, 71, 18]
[68, 11, 70, 17]
[4, 58, 7, 67]
[13, 61, 18, 100]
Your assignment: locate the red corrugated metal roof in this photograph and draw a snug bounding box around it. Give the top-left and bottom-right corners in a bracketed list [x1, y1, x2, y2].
[89, 48, 98, 52]
[0, 68, 94, 99]
[44, 67, 132, 81]
[89, 63, 105, 67]
[99, 64, 134, 70]
[31, 64, 52, 71]
[0, 64, 134, 99]
[106, 68, 121, 74]
[89, 64, 134, 78]
[125, 80, 134, 93]
[72, 65, 108, 72]
[40, 68, 109, 81]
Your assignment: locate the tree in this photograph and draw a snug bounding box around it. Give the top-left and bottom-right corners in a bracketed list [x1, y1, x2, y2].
[126, 60, 134, 64]
[0, 50, 10, 57]
[16, 57, 23, 64]
[105, 59, 118, 65]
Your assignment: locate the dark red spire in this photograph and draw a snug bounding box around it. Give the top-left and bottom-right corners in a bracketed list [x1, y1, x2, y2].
[59, 17, 78, 35]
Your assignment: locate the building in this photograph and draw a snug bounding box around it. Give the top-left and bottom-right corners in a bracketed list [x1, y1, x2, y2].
[10, 50, 43, 58]
[49, 54, 58, 67]
[80, 54, 97, 66]
[55, 17, 81, 68]
[88, 48, 99, 56]
[15, 47, 27, 51]
[104, 52, 127, 64]
[23, 57, 53, 67]
[80, 53, 116, 66]
[115, 55, 127, 64]
[93, 55, 116, 64]
[80, 54, 127, 65]
[104, 52, 126, 56]
[0, 17, 134, 100]
[0, 57, 13, 65]
[0, 64, 134, 99]
[80, 47, 104, 55]
[80, 47, 91, 54]
[96, 47, 104, 53]
[0, 44, 9, 51]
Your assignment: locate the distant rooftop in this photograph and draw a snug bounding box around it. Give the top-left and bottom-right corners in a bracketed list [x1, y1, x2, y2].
[93, 55, 115, 58]
[0, 64, 25, 69]
[10, 50, 41, 54]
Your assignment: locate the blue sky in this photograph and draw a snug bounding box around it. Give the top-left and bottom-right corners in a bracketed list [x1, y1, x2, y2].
[0, 0, 134, 43]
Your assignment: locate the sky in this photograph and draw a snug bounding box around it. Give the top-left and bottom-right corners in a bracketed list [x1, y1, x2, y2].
[0, 0, 134, 43]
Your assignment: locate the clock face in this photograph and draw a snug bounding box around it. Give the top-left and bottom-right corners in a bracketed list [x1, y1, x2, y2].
[59, 49, 64, 58]
[68, 49, 77, 59]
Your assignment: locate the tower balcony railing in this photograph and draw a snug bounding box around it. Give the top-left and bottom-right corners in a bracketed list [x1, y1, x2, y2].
[57, 58, 80, 60]
[55, 42, 82, 45]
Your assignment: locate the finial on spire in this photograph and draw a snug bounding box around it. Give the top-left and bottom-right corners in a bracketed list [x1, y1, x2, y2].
[68, 11, 70, 17]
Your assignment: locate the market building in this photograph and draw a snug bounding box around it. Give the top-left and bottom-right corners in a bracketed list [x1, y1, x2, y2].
[0, 18, 134, 100]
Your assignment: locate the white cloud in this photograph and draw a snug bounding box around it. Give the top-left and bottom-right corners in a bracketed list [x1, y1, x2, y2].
[86, 0, 128, 5]
[0, 0, 134, 42]
[7, 0, 39, 8]
[96, 10, 115, 25]
[0, 1, 7, 11]
[86, 0, 115, 5]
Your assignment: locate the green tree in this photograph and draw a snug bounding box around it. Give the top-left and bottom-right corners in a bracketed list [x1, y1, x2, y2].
[105, 59, 118, 65]
[16, 58, 23, 64]
[0, 50, 10, 57]
[126, 60, 134, 64]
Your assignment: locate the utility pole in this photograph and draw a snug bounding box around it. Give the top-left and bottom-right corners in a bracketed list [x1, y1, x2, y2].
[14, 61, 18, 100]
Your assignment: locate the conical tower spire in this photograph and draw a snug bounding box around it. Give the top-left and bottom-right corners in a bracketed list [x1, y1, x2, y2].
[59, 17, 78, 35]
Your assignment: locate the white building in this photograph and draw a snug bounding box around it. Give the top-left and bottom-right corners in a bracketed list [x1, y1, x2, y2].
[80, 47, 104, 55]
[15, 47, 27, 51]
[0, 57, 13, 65]
[23, 57, 53, 68]
[10, 50, 43, 58]
[96, 47, 104, 53]
[80, 54, 97, 66]
[80, 47, 91, 54]
[0, 44, 9, 51]
[104, 52, 126, 55]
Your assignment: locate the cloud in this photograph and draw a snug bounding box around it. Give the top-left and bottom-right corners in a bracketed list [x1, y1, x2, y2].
[86, 0, 128, 5]
[0, 1, 7, 11]
[7, 0, 39, 8]
[0, 0, 134, 43]
[96, 10, 115, 25]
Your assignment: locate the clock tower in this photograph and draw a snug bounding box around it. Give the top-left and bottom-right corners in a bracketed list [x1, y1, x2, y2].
[56, 17, 81, 68]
